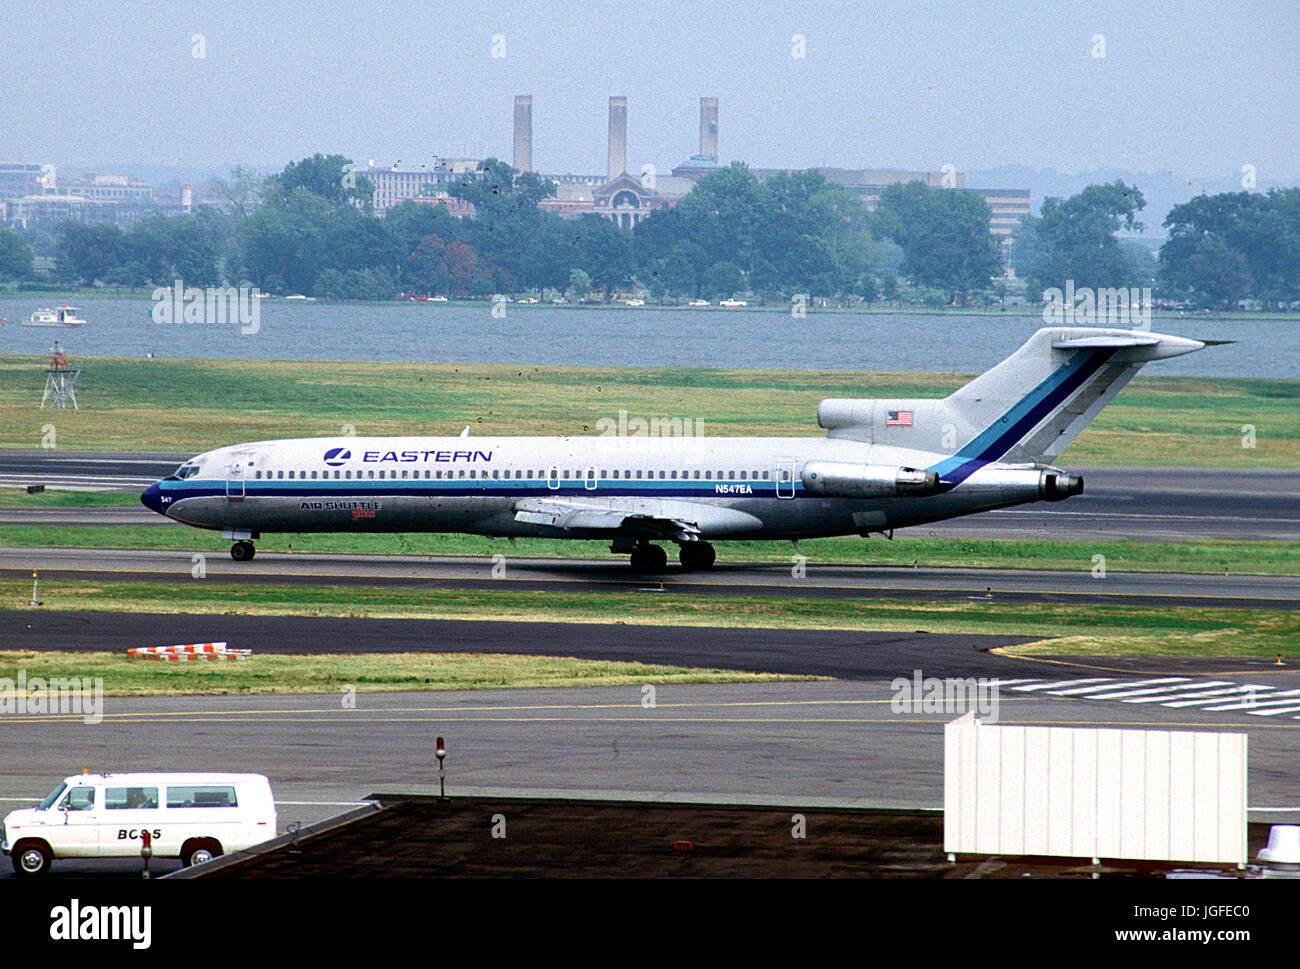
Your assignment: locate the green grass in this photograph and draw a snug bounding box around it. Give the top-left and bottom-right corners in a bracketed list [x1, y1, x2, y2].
[2, 354, 1294, 467]
[4, 579, 1297, 658]
[2, 525, 1296, 576]
[0, 649, 810, 697]
[0, 490, 142, 507]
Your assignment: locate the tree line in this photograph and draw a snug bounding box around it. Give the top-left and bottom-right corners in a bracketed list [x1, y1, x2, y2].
[1, 152, 1296, 309]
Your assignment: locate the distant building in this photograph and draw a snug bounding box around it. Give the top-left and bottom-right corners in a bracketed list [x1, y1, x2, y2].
[753, 166, 1030, 271]
[360, 160, 478, 214]
[59, 173, 154, 204]
[0, 162, 46, 201]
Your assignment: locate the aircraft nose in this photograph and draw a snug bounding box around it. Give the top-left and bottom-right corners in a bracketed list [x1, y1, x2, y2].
[140, 481, 165, 515]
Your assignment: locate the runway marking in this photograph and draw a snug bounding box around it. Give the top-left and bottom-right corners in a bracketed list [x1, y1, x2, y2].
[1006, 676, 1300, 719]
[1040, 677, 1190, 696]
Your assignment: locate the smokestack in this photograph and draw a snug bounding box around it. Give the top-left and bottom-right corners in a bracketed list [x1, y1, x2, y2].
[608, 96, 627, 179]
[513, 95, 533, 173]
[699, 97, 718, 161]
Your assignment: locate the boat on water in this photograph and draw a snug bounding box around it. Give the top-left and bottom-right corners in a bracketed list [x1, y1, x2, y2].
[23, 305, 88, 327]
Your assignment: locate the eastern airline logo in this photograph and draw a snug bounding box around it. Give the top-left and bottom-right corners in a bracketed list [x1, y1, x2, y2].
[323, 447, 352, 466]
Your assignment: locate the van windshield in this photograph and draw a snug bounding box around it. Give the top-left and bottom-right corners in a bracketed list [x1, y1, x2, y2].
[40, 782, 67, 810]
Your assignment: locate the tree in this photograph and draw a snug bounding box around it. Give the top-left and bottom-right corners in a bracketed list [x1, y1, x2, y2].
[1161, 189, 1300, 304]
[873, 181, 1001, 297]
[54, 223, 128, 284]
[566, 215, 634, 295]
[567, 267, 592, 298]
[1026, 181, 1146, 295]
[700, 260, 744, 299]
[264, 154, 373, 210]
[0, 228, 35, 280]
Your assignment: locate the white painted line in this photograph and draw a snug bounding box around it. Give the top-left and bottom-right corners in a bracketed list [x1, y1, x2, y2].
[1201, 690, 1300, 712]
[1045, 677, 1190, 696]
[1010, 678, 1113, 692]
[1246, 705, 1300, 717]
[1161, 687, 1262, 707]
[1091, 682, 1232, 701]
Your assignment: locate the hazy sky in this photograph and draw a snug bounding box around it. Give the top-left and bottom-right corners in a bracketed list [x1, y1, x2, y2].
[4, 0, 1297, 183]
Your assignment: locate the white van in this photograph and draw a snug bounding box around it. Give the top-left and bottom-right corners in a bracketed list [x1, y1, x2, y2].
[2, 772, 277, 876]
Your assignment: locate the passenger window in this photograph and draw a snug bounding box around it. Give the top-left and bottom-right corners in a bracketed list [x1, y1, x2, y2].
[64, 787, 96, 811]
[401, 470, 409, 479]
[693, 470, 701, 479]
[705, 471, 712, 479]
[106, 786, 159, 810]
[287, 470, 294, 479]
[277, 470, 284, 479]
[739, 471, 747, 480]
[254, 471, 262, 479]
[167, 785, 238, 808]
[367, 470, 375, 479]
[345, 470, 352, 479]
[728, 471, 735, 480]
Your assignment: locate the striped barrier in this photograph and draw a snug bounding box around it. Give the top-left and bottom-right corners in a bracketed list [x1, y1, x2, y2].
[127, 642, 252, 661]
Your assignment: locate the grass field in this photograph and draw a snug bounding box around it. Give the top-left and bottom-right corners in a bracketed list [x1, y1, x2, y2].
[2, 354, 1294, 467]
[2, 523, 1296, 576]
[4, 579, 1296, 658]
[0, 649, 806, 697]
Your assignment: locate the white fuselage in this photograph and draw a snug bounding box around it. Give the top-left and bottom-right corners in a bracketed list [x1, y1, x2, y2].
[143, 434, 1066, 542]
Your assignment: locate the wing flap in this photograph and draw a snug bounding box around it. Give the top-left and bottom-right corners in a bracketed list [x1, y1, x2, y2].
[512, 496, 761, 539]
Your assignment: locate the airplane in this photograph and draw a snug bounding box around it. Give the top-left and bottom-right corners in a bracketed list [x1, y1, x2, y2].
[140, 326, 1206, 573]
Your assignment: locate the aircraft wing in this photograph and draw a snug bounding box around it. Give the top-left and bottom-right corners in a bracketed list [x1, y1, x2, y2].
[512, 496, 763, 541]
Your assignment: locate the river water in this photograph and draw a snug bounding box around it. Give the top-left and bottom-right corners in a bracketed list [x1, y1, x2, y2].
[0, 294, 1293, 378]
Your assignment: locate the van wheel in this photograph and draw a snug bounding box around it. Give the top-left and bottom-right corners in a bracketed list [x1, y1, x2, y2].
[12, 841, 51, 877]
[182, 839, 223, 867]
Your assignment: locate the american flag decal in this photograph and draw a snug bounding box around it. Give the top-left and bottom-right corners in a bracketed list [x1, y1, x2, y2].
[886, 410, 913, 426]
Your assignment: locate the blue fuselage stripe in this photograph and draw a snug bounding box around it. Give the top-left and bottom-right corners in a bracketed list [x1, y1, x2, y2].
[928, 349, 1114, 483]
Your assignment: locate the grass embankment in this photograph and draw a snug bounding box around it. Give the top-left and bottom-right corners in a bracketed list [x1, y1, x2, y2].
[1, 354, 1294, 467]
[0, 649, 804, 697]
[3, 580, 1296, 659]
[1, 520, 1295, 576]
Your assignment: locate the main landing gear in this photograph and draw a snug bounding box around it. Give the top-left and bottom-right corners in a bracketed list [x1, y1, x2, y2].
[230, 540, 256, 561]
[626, 541, 716, 573]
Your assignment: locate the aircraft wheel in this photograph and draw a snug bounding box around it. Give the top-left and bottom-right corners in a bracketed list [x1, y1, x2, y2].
[679, 542, 716, 571]
[630, 544, 667, 574]
[230, 541, 256, 562]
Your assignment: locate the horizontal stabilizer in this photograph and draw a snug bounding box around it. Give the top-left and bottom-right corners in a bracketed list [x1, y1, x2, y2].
[1051, 335, 1160, 349]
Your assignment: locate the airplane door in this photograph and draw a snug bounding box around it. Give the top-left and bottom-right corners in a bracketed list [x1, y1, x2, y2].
[584, 466, 597, 491]
[547, 465, 560, 491]
[225, 461, 246, 501]
[776, 459, 796, 499]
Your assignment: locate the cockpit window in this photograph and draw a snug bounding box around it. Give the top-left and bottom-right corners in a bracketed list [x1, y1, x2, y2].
[167, 463, 201, 481]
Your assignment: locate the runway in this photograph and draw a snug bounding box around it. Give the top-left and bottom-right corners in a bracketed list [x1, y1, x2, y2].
[5, 616, 1299, 878]
[3, 682, 1298, 846]
[2, 451, 1297, 542]
[2, 545, 1297, 609]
